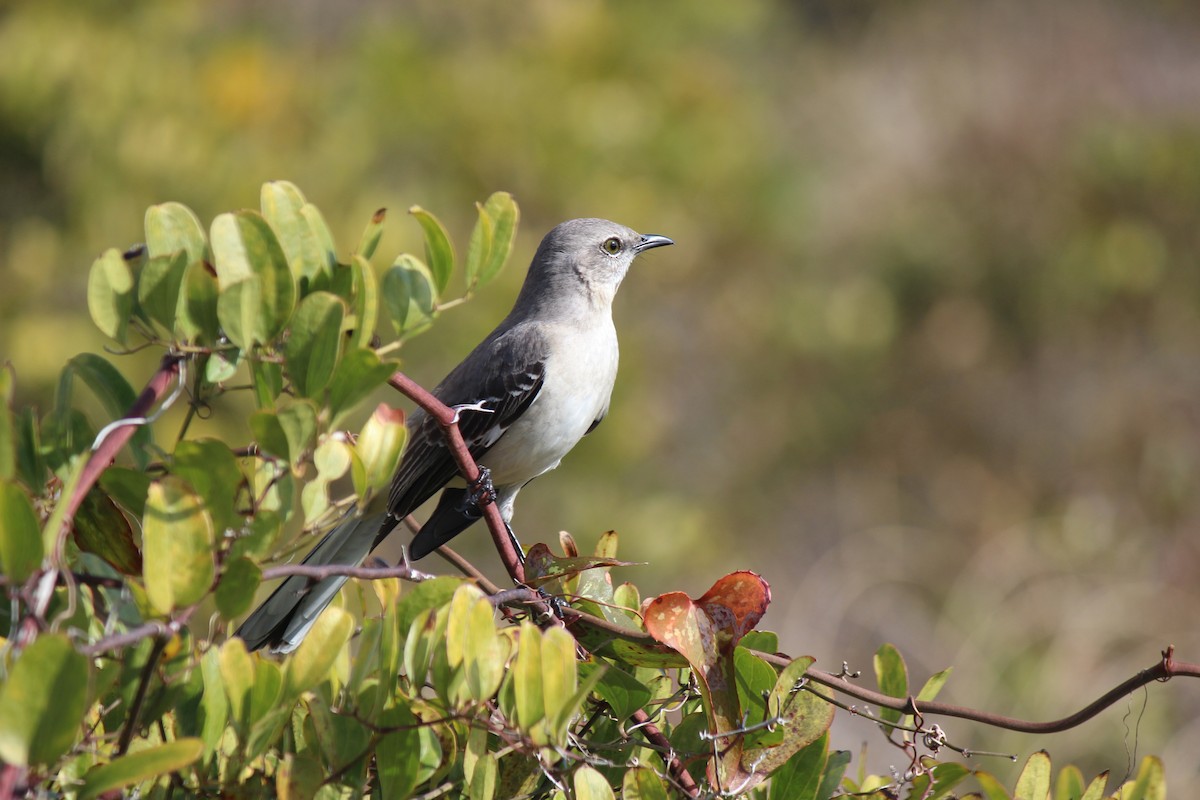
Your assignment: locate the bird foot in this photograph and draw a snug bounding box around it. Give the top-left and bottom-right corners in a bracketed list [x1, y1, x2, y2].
[458, 466, 498, 514]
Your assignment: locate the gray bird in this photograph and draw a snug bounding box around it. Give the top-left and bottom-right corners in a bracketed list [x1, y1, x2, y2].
[236, 218, 673, 652]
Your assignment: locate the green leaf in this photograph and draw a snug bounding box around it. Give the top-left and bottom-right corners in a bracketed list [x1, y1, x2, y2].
[734, 647, 783, 748]
[205, 348, 240, 383]
[198, 648, 228, 757]
[346, 254, 380, 349]
[78, 739, 203, 800]
[181, 260, 221, 344]
[261, 181, 328, 290]
[352, 404, 406, 498]
[740, 630, 779, 654]
[215, 556, 262, 620]
[409, 205, 455, 294]
[249, 401, 317, 464]
[142, 476, 216, 614]
[818, 749, 851, 800]
[917, 666, 953, 703]
[173, 438, 241, 535]
[285, 291, 346, 397]
[300, 202, 338, 275]
[622, 766, 670, 800]
[476, 191, 519, 289]
[328, 348, 398, 427]
[250, 358, 284, 408]
[376, 704, 423, 799]
[446, 583, 508, 704]
[468, 752, 498, 800]
[1013, 751, 1052, 800]
[302, 436, 352, 525]
[1079, 772, 1109, 800]
[465, 201, 493, 291]
[357, 207, 387, 260]
[87, 248, 134, 343]
[512, 622, 545, 738]
[137, 251, 189, 333]
[1114, 756, 1164, 800]
[211, 210, 297, 347]
[928, 762, 971, 799]
[573, 765, 615, 800]
[218, 637, 255, 726]
[396, 576, 464, 638]
[0, 365, 13, 480]
[767, 732, 828, 800]
[541, 626, 581, 745]
[873, 643, 908, 726]
[382, 254, 437, 337]
[0, 634, 89, 766]
[283, 606, 354, 699]
[145, 201, 208, 263]
[974, 770, 1013, 800]
[0, 480, 42, 582]
[586, 661, 651, 721]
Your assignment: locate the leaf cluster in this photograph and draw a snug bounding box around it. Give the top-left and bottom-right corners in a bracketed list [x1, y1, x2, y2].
[0, 185, 1174, 799]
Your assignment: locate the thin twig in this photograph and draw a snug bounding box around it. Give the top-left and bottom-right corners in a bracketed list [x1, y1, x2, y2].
[117, 635, 169, 756]
[259, 563, 433, 583]
[401, 514, 501, 594]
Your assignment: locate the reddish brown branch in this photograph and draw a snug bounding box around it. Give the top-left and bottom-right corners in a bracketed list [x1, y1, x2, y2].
[15, 353, 183, 648]
[259, 563, 430, 583]
[630, 708, 701, 797]
[388, 371, 525, 583]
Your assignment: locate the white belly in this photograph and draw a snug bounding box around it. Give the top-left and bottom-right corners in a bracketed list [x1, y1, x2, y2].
[480, 319, 619, 486]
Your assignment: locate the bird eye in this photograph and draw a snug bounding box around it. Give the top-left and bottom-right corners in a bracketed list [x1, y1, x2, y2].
[601, 236, 623, 256]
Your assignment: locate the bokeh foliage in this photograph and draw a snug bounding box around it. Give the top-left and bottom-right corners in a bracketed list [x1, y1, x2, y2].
[3, 0, 1200, 782]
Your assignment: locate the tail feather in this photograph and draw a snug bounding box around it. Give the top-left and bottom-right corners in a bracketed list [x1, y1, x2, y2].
[236, 513, 390, 653]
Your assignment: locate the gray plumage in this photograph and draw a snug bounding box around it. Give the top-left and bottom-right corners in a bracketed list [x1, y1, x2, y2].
[236, 218, 673, 652]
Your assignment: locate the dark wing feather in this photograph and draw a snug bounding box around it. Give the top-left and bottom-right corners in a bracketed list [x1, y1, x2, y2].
[381, 325, 547, 535]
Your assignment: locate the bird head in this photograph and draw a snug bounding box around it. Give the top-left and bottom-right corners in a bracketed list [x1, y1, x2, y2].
[521, 218, 674, 312]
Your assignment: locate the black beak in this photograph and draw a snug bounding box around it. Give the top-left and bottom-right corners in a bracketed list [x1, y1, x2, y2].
[634, 234, 674, 253]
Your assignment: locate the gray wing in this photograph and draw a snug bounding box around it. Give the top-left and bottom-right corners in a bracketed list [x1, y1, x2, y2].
[381, 324, 547, 536]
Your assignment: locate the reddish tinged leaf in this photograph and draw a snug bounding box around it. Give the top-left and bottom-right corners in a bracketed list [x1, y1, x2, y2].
[522, 542, 635, 589]
[696, 570, 772, 648]
[74, 486, 142, 574]
[642, 571, 772, 789]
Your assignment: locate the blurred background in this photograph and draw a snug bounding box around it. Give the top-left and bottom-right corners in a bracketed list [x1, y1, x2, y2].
[3, 0, 1200, 784]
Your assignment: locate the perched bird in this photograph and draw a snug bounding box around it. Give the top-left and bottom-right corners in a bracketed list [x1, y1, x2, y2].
[237, 218, 673, 651]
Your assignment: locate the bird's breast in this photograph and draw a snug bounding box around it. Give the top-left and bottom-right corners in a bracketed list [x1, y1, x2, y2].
[481, 320, 619, 486]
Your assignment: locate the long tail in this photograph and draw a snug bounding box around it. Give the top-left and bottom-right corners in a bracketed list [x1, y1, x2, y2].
[235, 512, 393, 653]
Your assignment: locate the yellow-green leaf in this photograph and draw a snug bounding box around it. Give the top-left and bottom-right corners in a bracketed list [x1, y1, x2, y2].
[574, 765, 615, 800]
[261, 180, 328, 289]
[145, 201, 208, 263]
[211, 210, 297, 346]
[87, 248, 134, 343]
[283, 606, 354, 699]
[285, 291, 346, 397]
[143, 476, 215, 614]
[0, 634, 88, 766]
[357, 207, 387, 261]
[409, 205, 455, 294]
[79, 739, 203, 800]
[0, 480, 42, 582]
